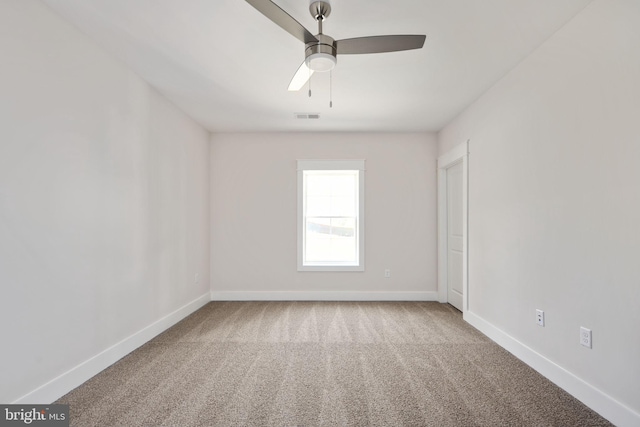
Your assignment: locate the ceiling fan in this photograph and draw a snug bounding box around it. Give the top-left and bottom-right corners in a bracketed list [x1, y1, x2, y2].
[245, 0, 426, 91]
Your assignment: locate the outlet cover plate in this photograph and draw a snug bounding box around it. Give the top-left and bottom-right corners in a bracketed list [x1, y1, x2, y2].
[535, 309, 545, 326]
[580, 327, 592, 348]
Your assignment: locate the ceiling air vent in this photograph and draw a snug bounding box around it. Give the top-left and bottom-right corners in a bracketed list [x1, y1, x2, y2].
[295, 113, 320, 120]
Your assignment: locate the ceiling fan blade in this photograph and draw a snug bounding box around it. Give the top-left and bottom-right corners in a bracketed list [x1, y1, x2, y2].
[288, 61, 314, 91]
[336, 35, 426, 55]
[245, 0, 318, 44]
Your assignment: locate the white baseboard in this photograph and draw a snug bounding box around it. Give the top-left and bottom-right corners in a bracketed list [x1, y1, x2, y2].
[210, 290, 439, 301]
[464, 311, 640, 427]
[13, 293, 211, 404]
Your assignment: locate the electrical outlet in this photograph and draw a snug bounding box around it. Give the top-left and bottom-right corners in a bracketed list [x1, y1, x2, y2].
[384, 269, 391, 278]
[535, 309, 545, 327]
[580, 327, 592, 348]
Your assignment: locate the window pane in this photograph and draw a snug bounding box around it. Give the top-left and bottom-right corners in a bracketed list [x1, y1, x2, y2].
[307, 196, 355, 217]
[329, 217, 355, 238]
[306, 217, 331, 238]
[328, 217, 357, 262]
[304, 171, 357, 217]
[306, 195, 331, 216]
[305, 174, 330, 196]
[328, 174, 356, 197]
[305, 218, 330, 262]
[331, 196, 356, 217]
[328, 235, 357, 262]
[305, 217, 356, 263]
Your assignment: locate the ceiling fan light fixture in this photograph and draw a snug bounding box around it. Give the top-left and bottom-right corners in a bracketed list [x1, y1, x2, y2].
[306, 52, 336, 72]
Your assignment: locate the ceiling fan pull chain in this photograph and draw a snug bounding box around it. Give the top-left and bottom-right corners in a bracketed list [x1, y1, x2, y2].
[308, 66, 312, 97]
[330, 70, 333, 108]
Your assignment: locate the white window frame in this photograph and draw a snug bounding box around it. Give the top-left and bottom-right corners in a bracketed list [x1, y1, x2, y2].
[297, 159, 365, 272]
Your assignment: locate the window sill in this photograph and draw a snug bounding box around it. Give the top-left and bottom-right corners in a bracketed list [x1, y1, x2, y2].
[298, 264, 365, 272]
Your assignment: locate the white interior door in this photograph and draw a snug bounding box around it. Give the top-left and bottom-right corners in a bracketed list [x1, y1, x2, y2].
[446, 161, 464, 311]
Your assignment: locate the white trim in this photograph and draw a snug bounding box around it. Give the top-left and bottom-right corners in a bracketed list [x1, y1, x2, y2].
[437, 143, 468, 169]
[437, 168, 448, 304]
[12, 293, 211, 404]
[297, 265, 365, 272]
[437, 141, 469, 311]
[297, 159, 366, 171]
[211, 290, 439, 301]
[464, 311, 640, 427]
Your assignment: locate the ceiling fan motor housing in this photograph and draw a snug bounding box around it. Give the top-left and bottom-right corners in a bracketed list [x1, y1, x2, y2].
[305, 34, 337, 71]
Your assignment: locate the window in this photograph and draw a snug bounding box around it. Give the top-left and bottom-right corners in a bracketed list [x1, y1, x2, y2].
[297, 160, 365, 271]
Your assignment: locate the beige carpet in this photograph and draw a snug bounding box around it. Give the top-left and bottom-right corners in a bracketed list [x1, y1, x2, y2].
[56, 301, 612, 426]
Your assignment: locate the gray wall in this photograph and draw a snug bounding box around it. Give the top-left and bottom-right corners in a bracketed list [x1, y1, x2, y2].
[438, 0, 640, 421]
[0, 0, 210, 403]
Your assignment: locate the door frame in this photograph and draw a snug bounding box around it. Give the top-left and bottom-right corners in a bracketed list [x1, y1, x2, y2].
[437, 140, 469, 312]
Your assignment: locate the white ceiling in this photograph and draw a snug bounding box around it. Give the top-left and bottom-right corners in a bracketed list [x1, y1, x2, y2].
[42, 0, 592, 133]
